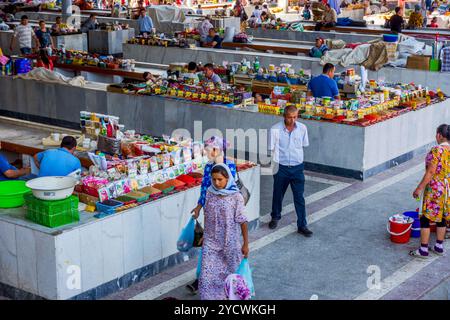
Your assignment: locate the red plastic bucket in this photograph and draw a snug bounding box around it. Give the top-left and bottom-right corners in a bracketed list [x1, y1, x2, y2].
[387, 216, 414, 244]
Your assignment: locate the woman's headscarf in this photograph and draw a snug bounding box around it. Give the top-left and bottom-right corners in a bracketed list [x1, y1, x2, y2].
[207, 163, 239, 196]
[204, 135, 229, 152]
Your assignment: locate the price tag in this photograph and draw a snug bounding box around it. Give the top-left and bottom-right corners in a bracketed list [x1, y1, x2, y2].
[192, 92, 199, 99]
[315, 106, 324, 114]
[336, 109, 344, 116]
[305, 105, 313, 113]
[357, 110, 365, 119]
[325, 107, 334, 115]
[346, 110, 355, 119]
[177, 91, 184, 98]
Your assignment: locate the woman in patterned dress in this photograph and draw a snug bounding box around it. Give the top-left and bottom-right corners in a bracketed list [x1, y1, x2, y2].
[186, 136, 236, 294]
[198, 163, 249, 300]
[410, 124, 450, 258]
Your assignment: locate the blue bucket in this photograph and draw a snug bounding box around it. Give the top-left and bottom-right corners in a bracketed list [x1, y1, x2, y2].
[403, 211, 420, 238]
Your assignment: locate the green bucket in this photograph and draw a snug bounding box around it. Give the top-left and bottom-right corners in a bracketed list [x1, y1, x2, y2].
[0, 181, 31, 208]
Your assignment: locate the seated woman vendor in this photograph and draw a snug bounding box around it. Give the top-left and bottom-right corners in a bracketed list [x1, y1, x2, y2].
[0, 154, 31, 181]
[33, 136, 81, 177]
[309, 37, 329, 58]
[307, 63, 340, 100]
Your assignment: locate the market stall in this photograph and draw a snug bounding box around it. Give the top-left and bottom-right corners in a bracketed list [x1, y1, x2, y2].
[0, 115, 261, 300]
[88, 28, 135, 55]
[0, 69, 448, 179]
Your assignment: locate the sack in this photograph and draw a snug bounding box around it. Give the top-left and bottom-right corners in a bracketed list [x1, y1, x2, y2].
[196, 248, 202, 279]
[236, 258, 255, 297]
[193, 220, 204, 247]
[236, 172, 250, 205]
[176, 217, 195, 252]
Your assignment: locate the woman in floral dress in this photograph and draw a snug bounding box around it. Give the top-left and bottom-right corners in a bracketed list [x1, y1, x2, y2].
[411, 124, 450, 258]
[187, 136, 236, 294]
[198, 163, 249, 300]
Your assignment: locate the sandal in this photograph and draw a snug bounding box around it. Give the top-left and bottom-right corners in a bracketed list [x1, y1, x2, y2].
[185, 279, 198, 295]
[430, 246, 445, 256]
[409, 249, 429, 259]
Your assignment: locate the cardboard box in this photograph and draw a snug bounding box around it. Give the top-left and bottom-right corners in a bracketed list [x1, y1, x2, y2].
[406, 55, 431, 71]
[342, 83, 359, 94]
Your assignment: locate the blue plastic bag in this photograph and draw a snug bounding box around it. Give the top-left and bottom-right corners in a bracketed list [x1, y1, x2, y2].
[176, 217, 195, 252]
[196, 248, 202, 279]
[236, 258, 255, 297]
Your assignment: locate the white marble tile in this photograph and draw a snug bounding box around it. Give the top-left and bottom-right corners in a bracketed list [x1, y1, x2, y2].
[79, 221, 104, 292]
[123, 207, 144, 274]
[101, 215, 124, 283]
[35, 231, 57, 299]
[160, 192, 187, 258]
[0, 221, 18, 287]
[55, 229, 82, 299]
[15, 225, 38, 295]
[142, 200, 163, 266]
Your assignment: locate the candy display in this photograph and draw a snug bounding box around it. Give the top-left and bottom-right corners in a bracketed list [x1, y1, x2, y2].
[53, 49, 136, 71]
[76, 111, 256, 216]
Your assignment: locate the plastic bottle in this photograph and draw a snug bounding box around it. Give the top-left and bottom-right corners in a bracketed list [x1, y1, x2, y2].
[253, 57, 260, 72]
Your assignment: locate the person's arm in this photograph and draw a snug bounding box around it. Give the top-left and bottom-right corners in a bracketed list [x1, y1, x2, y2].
[413, 149, 439, 198]
[192, 163, 211, 217]
[33, 152, 43, 169]
[302, 126, 309, 147]
[331, 80, 340, 100]
[235, 195, 249, 257]
[3, 167, 31, 179]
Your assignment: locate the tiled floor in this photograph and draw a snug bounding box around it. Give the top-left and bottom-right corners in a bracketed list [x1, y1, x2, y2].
[101, 152, 450, 300]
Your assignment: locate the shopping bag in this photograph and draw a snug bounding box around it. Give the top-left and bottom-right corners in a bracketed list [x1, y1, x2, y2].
[236, 258, 255, 297]
[196, 248, 202, 279]
[193, 220, 204, 247]
[176, 216, 195, 252]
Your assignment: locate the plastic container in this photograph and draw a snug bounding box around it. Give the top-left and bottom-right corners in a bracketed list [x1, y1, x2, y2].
[0, 181, 31, 208]
[139, 186, 163, 198]
[387, 215, 413, 244]
[383, 34, 398, 42]
[152, 183, 175, 194]
[429, 59, 440, 72]
[96, 199, 123, 215]
[120, 191, 149, 203]
[403, 211, 420, 238]
[24, 194, 79, 228]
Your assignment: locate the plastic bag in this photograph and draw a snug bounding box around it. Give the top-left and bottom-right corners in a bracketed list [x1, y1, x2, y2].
[236, 258, 255, 297]
[196, 248, 202, 279]
[193, 220, 204, 247]
[176, 217, 195, 252]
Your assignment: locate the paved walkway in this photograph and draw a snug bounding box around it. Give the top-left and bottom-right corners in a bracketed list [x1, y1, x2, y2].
[101, 153, 449, 300]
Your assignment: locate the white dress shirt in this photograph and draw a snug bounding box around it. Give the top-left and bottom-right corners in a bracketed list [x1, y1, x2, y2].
[270, 121, 309, 166]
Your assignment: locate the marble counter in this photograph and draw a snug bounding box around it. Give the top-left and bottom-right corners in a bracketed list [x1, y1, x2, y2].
[0, 165, 261, 300]
[122, 44, 450, 94]
[88, 29, 135, 55]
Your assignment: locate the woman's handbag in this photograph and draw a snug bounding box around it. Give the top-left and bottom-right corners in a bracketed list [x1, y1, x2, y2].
[236, 172, 251, 206]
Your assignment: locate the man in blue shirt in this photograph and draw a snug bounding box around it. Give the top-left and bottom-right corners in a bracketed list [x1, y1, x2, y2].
[204, 28, 223, 49]
[0, 154, 31, 180]
[33, 136, 81, 177]
[307, 63, 340, 100]
[269, 105, 312, 237]
[138, 9, 155, 36]
[203, 63, 222, 85]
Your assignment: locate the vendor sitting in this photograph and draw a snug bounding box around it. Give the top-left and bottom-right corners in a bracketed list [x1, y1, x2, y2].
[80, 14, 98, 33]
[407, 5, 424, 29]
[181, 61, 200, 85]
[315, 4, 337, 31]
[33, 136, 81, 177]
[0, 154, 31, 181]
[309, 37, 329, 58]
[203, 63, 222, 85]
[51, 16, 63, 34]
[307, 63, 340, 100]
[203, 28, 223, 49]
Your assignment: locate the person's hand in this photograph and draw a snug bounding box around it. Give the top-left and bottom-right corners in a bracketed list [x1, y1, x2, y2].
[241, 243, 249, 258]
[413, 187, 423, 199]
[191, 204, 202, 219]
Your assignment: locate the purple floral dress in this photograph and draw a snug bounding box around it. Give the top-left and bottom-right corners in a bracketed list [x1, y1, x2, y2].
[199, 191, 247, 300]
[422, 146, 450, 222]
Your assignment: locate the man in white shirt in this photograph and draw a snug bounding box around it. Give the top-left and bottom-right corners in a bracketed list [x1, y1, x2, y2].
[10, 15, 39, 55]
[269, 105, 312, 237]
[253, 5, 262, 23]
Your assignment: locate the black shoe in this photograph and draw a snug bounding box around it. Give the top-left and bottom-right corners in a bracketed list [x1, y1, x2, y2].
[298, 227, 313, 237]
[268, 219, 278, 229]
[186, 279, 198, 295]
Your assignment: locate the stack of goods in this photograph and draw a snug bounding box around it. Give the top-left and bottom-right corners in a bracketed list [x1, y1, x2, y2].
[74, 115, 258, 217]
[24, 176, 80, 228]
[257, 69, 447, 127]
[54, 49, 136, 71]
[128, 34, 189, 48]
